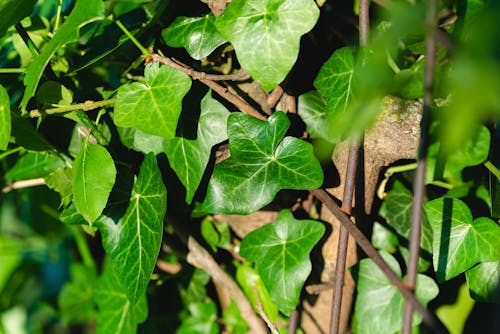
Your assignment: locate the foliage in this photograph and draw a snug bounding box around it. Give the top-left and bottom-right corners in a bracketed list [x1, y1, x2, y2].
[0, 0, 499, 333]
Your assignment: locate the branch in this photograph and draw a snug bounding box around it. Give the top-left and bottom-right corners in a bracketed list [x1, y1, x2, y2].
[186, 236, 267, 333]
[310, 189, 449, 334]
[29, 99, 115, 118]
[2, 178, 46, 193]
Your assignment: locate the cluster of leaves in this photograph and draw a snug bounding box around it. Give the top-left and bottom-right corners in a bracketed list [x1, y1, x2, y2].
[0, 0, 499, 333]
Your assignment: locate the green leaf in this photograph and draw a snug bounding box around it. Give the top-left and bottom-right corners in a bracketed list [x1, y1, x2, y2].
[98, 153, 167, 305]
[314, 47, 355, 123]
[215, 0, 320, 92]
[0, 85, 10, 150]
[58, 263, 97, 325]
[466, 261, 500, 302]
[19, 0, 105, 112]
[0, 0, 37, 38]
[94, 260, 148, 334]
[201, 111, 323, 214]
[10, 116, 53, 151]
[239, 209, 325, 315]
[164, 91, 229, 203]
[45, 167, 73, 207]
[222, 300, 249, 334]
[177, 300, 219, 334]
[352, 252, 439, 334]
[73, 141, 116, 224]
[201, 218, 231, 252]
[435, 283, 475, 334]
[5, 151, 65, 181]
[179, 268, 211, 307]
[35, 81, 73, 106]
[114, 62, 192, 138]
[297, 91, 335, 142]
[162, 14, 226, 60]
[0, 236, 23, 293]
[424, 198, 500, 281]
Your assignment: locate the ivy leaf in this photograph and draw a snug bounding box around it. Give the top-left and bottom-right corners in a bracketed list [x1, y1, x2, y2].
[114, 62, 192, 138]
[239, 209, 325, 315]
[352, 252, 438, 334]
[5, 151, 65, 181]
[164, 91, 229, 203]
[73, 140, 116, 225]
[177, 300, 219, 334]
[0, 85, 10, 150]
[162, 14, 226, 60]
[297, 90, 335, 142]
[313, 47, 355, 123]
[201, 111, 323, 214]
[0, 0, 37, 38]
[20, 0, 104, 112]
[94, 260, 148, 334]
[465, 261, 500, 302]
[424, 198, 500, 281]
[215, 0, 320, 92]
[98, 153, 167, 305]
[222, 300, 249, 334]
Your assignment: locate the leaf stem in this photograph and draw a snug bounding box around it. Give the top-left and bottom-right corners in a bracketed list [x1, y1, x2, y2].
[115, 19, 150, 57]
[0, 147, 24, 161]
[70, 225, 96, 270]
[29, 98, 115, 118]
[484, 160, 500, 181]
[0, 68, 25, 73]
[54, 0, 63, 33]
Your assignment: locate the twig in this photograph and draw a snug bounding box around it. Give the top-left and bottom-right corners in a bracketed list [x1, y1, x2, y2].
[156, 259, 182, 274]
[287, 308, 300, 334]
[310, 189, 449, 334]
[402, 0, 437, 332]
[151, 54, 265, 120]
[267, 86, 284, 108]
[2, 178, 46, 193]
[29, 99, 115, 118]
[186, 236, 267, 333]
[252, 285, 279, 334]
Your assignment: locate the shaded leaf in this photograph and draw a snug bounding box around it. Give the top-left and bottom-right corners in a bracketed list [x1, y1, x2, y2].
[0, 85, 10, 150]
[98, 154, 167, 304]
[20, 0, 105, 112]
[297, 90, 334, 142]
[114, 62, 192, 138]
[239, 209, 325, 315]
[45, 167, 73, 207]
[215, 0, 319, 91]
[94, 260, 148, 334]
[162, 14, 226, 60]
[0, 0, 37, 38]
[5, 151, 65, 181]
[164, 91, 229, 203]
[59, 203, 88, 225]
[10, 116, 53, 151]
[465, 261, 499, 302]
[201, 111, 323, 214]
[435, 283, 475, 334]
[424, 198, 500, 281]
[223, 300, 249, 334]
[73, 141, 116, 224]
[177, 300, 219, 334]
[352, 252, 438, 334]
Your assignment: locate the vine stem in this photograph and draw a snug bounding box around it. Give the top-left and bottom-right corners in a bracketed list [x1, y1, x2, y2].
[311, 189, 449, 334]
[115, 19, 150, 57]
[402, 0, 437, 332]
[2, 178, 46, 193]
[28, 99, 115, 118]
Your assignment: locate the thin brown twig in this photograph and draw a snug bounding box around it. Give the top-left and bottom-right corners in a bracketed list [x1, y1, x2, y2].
[2, 178, 46, 193]
[151, 54, 266, 120]
[402, 0, 437, 332]
[267, 85, 284, 108]
[311, 189, 449, 334]
[186, 236, 267, 333]
[287, 309, 299, 334]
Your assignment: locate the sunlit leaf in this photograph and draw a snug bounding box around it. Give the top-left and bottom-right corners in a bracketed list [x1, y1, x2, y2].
[98, 153, 167, 304]
[162, 14, 226, 60]
[215, 0, 320, 91]
[164, 91, 229, 203]
[465, 261, 500, 302]
[19, 0, 105, 112]
[94, 260, 148, 334]
[45, 167, 73, 207]
[0, 85, 10, 150]
[201, 111, 323, 214]
[5, 151, 65, 181]
[114, 62, 192, 138]
[424, 198, 500, 281]
[240, 209, 325, 315]
[352, 252, 438, 334]
[73, 140, 116, 224]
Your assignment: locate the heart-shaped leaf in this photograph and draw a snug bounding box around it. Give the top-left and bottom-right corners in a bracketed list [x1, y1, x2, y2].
[73, 141, 116, 225]
[201, 111, 323, 214]
[165, 91, 229, 203]
[352, 252, 438, 334]
[465, 261, 500, 302]
[98, 153, 167, 304]
[239, 209, 325, 315]
[162, 14, 226, 60]
[114, 62, 192, 138]
[20, 0, 104, 112]
[424, 198, 500, 281]
[94, 260, 148, 334]
[297, 90, 334, 142]
[0, 85, 10, 150]
[215, 0, 320, 92]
